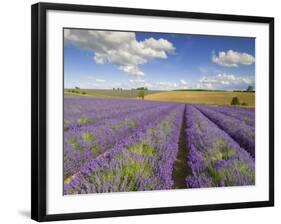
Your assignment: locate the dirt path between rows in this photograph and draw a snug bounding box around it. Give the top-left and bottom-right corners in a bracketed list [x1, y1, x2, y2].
[172, 106, 190, 189]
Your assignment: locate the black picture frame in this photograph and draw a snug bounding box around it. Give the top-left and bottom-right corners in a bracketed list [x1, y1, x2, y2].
[31, 2, 274, 222]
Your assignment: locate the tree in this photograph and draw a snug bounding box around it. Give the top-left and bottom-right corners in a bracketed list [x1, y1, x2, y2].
[138, 89, 145, 100]
[246, 85, 254, 92]
[75, 86, 80, 90]
[136, 87, 148, 91]
[231, 96, 240, 106]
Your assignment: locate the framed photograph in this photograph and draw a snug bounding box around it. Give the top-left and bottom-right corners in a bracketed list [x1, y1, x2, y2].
[31, 2, 274, 222]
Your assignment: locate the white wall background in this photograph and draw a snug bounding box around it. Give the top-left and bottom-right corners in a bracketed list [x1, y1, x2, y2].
[0, 0, 279, 223]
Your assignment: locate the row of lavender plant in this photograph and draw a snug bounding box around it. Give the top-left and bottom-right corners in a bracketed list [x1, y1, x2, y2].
[64, 96, 168, 130]
[64, 104, 185, 194]
[64, 102, 176, 179]
[207, 105, 255, 127]
[64, 95, 143, 116]
[195, 104, 255, 158]
[185, 105, 255, 188]
[64, 95, 170, 117]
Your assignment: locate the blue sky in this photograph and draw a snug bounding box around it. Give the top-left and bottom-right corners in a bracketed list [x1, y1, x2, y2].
[64, 29, 255, 90]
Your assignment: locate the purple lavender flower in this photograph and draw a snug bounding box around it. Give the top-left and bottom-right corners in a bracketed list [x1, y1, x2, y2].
[185, 105, 255, 188]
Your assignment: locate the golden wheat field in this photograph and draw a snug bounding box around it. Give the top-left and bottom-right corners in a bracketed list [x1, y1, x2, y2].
[144, 91, 255, 107]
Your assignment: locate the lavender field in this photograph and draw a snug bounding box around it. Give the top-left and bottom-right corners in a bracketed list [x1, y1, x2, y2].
[63, 95, 255, 195]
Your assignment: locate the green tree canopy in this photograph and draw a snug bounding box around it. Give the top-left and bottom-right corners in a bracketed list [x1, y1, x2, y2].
[231, 96, 240, 106]
[136, 87, 148, 91]
[246, 85, 254, 92]
[138, 89, 145, 100]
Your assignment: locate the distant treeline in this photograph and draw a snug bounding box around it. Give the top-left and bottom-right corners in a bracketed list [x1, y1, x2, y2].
[112, 87, 148, 91]
[173, 89, 227, 92]
[66, 89, 87, 94]
[233, 90, 255, 93]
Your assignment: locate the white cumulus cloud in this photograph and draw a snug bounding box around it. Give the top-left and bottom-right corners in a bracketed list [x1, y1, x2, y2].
[95, 79, 106, 83]
[64, 29, 175, 77]
[129, 79, 153, 88]
[157, 82, 178, 88]
[128, 79, 190, 90]
[199, 73, 255, 89]
[212, 50, 255, 67]
[179, 79, 188, 85]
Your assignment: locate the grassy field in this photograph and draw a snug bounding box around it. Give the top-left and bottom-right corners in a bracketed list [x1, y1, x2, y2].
[65, 89, 255, 107]
[65, 89, 161, 99]
[144, 91, 255, 107]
